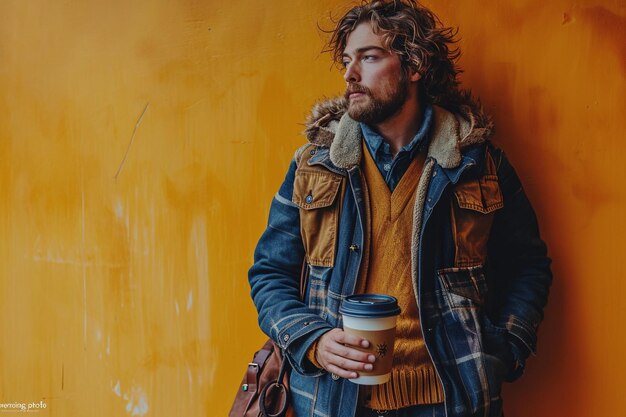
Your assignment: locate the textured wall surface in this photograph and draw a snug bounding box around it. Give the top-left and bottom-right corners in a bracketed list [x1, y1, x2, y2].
[0, 1, 624, 416]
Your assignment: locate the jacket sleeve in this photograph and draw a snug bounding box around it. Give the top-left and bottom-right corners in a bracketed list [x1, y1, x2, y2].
[488, 146, 553, 377]
[248, 158, 333, 376]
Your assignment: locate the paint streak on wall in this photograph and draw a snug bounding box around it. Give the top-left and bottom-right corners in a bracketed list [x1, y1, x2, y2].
[0, 1, 624, 416]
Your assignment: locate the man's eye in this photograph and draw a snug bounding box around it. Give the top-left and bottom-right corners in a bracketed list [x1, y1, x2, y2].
[341, 61, 350, 68]
[363, 55, 378, 62]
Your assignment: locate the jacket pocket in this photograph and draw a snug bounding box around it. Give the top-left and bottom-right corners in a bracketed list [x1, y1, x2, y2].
[454, 175, 503, 214]
[451, 175, 503, 267]
[293, 169, 342, 267]
[437, 265, 488, 308]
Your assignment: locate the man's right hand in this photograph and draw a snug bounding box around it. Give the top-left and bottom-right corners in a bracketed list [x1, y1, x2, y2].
[315, 328, 376, 379]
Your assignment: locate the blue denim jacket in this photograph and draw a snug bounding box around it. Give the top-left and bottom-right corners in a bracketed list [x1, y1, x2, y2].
[248, 101, 552, 417]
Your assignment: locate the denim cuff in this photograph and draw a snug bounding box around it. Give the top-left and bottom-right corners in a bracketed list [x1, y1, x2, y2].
[286, 326, 332, 377]
[500, 314, 537, 356]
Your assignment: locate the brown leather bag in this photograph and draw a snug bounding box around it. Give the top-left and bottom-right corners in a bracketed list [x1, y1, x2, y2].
[228, 339, 293, 417]
[230, 265, 307, 417]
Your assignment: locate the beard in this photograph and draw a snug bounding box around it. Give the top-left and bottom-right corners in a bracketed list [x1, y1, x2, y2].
[345, 72, 409, 125]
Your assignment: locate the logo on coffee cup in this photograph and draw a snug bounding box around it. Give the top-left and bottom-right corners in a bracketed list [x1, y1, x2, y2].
[376, 343, 388, 358]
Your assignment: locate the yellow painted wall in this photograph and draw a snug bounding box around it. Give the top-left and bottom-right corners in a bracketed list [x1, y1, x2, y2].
[0, 1, 624, 416]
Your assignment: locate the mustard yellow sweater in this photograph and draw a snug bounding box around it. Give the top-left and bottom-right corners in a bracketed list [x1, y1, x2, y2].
[357, 142, 444, 410]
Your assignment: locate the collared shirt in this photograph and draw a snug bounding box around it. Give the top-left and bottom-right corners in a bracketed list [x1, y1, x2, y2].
[360, 103, 433, 192]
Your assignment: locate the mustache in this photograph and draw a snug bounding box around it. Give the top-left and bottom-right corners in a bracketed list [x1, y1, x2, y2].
[344, 84, 371, 100]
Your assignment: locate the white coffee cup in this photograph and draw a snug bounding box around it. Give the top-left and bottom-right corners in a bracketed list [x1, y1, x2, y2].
[339, 294, 401, 385]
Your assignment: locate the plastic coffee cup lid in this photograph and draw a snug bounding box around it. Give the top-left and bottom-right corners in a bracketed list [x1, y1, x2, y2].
[339, 294, 401, 318]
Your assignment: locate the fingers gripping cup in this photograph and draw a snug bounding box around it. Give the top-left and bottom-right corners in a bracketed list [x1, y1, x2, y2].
[339, 294, 401, 385]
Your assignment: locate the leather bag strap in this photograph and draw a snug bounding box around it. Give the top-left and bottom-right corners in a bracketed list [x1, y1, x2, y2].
[245, 340, 275, 393]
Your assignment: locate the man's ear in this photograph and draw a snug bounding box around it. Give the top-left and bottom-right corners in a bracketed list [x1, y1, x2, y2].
[408, 67, 421, 82]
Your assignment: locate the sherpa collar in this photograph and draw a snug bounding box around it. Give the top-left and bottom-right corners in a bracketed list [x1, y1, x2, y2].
[303, 97, 493, 170]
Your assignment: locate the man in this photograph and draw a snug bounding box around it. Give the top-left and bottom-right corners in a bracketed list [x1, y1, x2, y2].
[248, 1, 552, 416]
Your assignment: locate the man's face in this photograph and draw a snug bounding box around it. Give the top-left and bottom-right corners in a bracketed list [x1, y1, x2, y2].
[342, 22, 414, 125]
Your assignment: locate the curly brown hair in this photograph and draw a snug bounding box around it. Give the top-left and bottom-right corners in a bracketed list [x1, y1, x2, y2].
[325, 0, 465, 109]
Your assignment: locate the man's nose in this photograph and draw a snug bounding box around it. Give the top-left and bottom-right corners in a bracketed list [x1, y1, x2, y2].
[343, 63, 360, 83]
